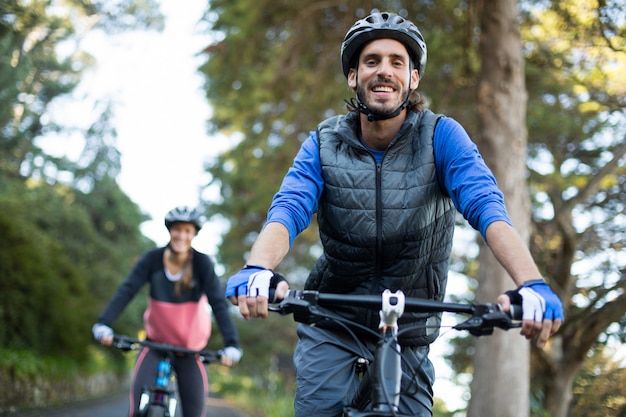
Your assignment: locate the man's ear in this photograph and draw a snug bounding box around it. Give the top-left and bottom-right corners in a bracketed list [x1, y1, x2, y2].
[347, 68, 357, 90]
[411, 68, 420, 90]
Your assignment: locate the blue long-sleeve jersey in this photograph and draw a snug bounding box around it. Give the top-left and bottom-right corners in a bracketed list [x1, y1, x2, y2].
[266, 116, 511, 246]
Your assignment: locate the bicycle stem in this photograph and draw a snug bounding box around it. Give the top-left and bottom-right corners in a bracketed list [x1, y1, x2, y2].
[378, 289, 405, 331]
[370, 290, 405, 412]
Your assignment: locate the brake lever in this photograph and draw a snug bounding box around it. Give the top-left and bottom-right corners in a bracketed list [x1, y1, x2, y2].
[268, 290, 323, 325]
[112, 335, 137, 351]
[454, 304, 522, 337]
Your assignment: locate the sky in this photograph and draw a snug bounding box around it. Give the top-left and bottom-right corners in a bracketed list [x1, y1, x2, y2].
[55, 0, 228, 258]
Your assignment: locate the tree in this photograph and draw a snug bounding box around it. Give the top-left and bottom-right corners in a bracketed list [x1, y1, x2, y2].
[200, 0, 353, 278]
[0, 0, 163, 185]
[569, 346, 626, 417]
[0, 0, 162, 363]
[0, 176, 151, 359]
[447, 2, 626, 416]
[521, 2, 626, 416]
[0, 0, 80, 180]
[200, 0, 496, 275]
[467, 1, 531, 416]
[198, 0, 626, 415]
[200, 0, 534, 413]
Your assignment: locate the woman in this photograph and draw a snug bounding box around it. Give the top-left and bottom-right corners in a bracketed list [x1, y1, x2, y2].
[92, 206, 242, 417]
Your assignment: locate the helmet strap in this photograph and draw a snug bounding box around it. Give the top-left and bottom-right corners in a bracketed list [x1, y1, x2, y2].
[352, 94, 410, 122]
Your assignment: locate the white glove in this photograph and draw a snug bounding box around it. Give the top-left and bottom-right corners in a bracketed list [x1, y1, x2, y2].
[505, 279, 564, 323]
[92, 323, 114, 341]
[219, 346, 243, 363]
[518, 287, 547, 322]
[247, 269, 275, 298]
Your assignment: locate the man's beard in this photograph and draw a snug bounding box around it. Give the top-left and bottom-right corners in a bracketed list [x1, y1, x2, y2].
[355, 78, 409, 117]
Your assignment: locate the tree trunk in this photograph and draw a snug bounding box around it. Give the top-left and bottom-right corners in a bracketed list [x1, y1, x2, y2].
[545, 358, 577, 417]
[467, 1, 530, 416]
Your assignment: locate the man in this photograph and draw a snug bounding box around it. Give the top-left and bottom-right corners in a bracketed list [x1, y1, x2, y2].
[225, 11, 563, 417]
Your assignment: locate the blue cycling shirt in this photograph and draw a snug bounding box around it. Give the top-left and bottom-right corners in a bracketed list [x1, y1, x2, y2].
[266, 116, 511, 247]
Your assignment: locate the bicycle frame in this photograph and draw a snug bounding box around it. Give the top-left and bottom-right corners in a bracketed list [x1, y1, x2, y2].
[111, 335, 220, 417]
[269, 289, 521, 417]
[138, 353, 176, 417]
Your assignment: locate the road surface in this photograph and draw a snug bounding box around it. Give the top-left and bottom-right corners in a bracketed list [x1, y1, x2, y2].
[1, 390, 250, 417]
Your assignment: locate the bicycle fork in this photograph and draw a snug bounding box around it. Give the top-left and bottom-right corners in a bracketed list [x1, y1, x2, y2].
[138, 356, 178, 417]
[349, 290, 406, 415]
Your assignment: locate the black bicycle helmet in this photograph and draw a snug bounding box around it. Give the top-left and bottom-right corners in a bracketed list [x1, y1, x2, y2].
[164, 206, 205, 232]
[341, 11, 427, 78]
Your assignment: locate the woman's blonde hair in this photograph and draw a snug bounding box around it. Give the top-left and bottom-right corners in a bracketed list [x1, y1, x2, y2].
[165, 247, 194, 296]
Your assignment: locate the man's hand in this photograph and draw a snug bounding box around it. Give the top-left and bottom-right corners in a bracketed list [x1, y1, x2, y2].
[500, 279, 563, 349]
[225, 265, 290, 319]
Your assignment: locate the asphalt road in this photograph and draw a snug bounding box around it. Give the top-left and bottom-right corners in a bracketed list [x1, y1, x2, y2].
[1, 390, 250, 417]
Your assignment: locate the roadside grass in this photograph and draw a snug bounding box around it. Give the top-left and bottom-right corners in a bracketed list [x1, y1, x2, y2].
[210, 365, 295, 417]
[0, 345, 127, 380]
[0, 346, 294, 417]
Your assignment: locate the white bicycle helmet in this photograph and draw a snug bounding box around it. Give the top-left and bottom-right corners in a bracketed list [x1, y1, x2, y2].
[164, 206, 205, 232]
[341, 11, 428, 78]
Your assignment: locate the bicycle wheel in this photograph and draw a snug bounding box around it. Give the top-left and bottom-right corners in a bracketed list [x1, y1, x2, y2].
[146, 405, 167, 417]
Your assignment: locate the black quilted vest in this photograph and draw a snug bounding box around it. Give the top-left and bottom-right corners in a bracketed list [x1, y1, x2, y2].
[305, 110, 455, 346]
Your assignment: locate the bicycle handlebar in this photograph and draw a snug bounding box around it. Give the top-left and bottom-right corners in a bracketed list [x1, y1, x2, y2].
[268, 290, 522, 337]
[111, 334, 221, 364]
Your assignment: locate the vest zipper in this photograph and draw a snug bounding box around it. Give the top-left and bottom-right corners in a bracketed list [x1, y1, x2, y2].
[375, 162, 383, 278]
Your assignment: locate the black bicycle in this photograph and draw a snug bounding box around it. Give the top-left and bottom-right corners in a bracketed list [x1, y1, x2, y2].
[269, 289, 522, 417]
[111, 335, 221, 417]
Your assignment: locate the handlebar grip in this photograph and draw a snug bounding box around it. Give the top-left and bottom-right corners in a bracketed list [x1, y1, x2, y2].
[509, 304, 523, 321]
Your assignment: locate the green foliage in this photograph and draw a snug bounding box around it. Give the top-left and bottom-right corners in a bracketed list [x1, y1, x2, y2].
[207, 311, 298, 380]
[520, 1, 626, 412]
[0, 345, 129, 381]
[199, 0, 484, 276]
[433, 397, 455, 417]
[0, 0, 172, 410]
[0, 0, 164, 184]
[0, 0, 622, 413]
[205, 313, 298, 417]
[570, 347, 626, 417]
[0, 182, 91, 359]
[211, 367, 295, 417]
[0, 0, 163, 368]
[2, 348, 76, 382]
[203, 298, 299, 417]
[0, 177, 152, 361]
[0, 0, 79, 180]
[200, 0, 626, 415]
